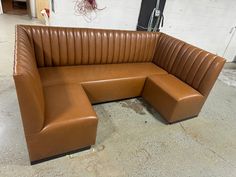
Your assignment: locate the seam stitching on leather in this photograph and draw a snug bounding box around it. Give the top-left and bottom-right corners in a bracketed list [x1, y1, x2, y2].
[195, 55, 217, 89]
[56, 28, 61, 66]
[191, 53, 213, 87]
[165, 40, 183, 71]
[151, 32, 161, 62]
[175, 46, 194, 76]
[39, 27, 45, 67]
[65, 29, 69, 65]
[48, 27, 52, 66]
[169, 42, 186, 73]
[178, 48, 199, 79]
[186, 52, 209, 84]
[197, 56, 219, 94]
[158, 35, 172, 66]
[160, 38, 176, 67]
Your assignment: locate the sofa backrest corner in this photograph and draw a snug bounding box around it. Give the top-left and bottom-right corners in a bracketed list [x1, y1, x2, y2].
[170, 42, 226, 97]
[152, 32, 186, 72]
[152, 33, 226, 97]
[197, 56, 226, 96]
[14, 25, 45, 134]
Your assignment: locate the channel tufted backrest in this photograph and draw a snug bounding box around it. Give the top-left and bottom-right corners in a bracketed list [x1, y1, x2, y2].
[14, 26, 45, 134]
[152, 33, 185, 73]
[171, 44, 225, 96]
[153, 33, 225, 96]
[21, 25, 160, 67]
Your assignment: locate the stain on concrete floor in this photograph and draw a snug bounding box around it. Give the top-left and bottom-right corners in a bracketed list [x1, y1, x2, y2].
[121, 99, 146, 115]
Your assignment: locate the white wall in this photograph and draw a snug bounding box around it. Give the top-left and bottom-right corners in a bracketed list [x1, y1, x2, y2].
[30, 0, 36, 17]
[161, 0, 236, 62]
[0, 1, 3, 14]
[49, 0, 142, 30]
[49, 0, 236, 62]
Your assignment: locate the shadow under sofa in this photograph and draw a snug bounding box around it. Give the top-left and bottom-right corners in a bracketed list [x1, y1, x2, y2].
[13, 25, 225, 163]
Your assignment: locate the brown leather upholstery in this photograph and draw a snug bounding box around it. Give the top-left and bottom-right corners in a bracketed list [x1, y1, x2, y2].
[38, 63, 167, 103]
[170, 44, 225, 96]
[22, 26, 160, 67]
[144, 33, 226, 122]
[14, 26, 45, 134]
[168, 43, 226, 96]
[27, 84, 98, 161]
[153, 33, 185, 73]
[14, 25, 225, 163]
[142, 74, 204, 123]
[153, 34, 226, 96]
[38, 63, 167, 87]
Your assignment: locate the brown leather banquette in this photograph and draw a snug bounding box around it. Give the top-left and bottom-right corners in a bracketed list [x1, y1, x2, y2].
[14, 25, 225, 163]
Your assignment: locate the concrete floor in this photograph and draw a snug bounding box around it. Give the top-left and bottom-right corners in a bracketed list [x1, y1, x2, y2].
[0, 14, 236, 177]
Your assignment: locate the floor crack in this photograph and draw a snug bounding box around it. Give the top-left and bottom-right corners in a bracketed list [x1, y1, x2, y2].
[179, 122, 235, 168]
[179, 122, 187, 132]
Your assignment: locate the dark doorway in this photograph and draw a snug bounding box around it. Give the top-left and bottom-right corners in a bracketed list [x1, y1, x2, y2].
[137, 0, 166, 32]
[1, 0, 29, 15]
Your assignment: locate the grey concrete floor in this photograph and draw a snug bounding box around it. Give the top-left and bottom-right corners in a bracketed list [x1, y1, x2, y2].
[0, 14, 236, 177]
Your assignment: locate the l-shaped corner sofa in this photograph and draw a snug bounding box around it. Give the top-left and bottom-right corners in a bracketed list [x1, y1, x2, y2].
[14, 25, 225, 164]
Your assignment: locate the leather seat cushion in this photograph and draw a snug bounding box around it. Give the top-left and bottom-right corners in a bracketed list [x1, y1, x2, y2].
[39, 63, 168, 103]
[38, 63, 167, 87]
[82, 77, 146, 104]
[26, 84, 98, 161]
[142, 74, 204, 123]
[43, 84, 97, 128]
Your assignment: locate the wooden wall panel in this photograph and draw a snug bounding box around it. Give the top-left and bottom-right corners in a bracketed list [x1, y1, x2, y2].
[36, 0, 49, 20]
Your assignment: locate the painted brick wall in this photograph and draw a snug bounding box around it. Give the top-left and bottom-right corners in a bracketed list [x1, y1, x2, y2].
[49, 0, 236, 61]
[161, 0, 236, 62]
[49, 0, 142, 30]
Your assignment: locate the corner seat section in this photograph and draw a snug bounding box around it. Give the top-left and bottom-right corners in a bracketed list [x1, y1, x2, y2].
[27, 84, 98, 162]
[142, 74, 205, 123]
